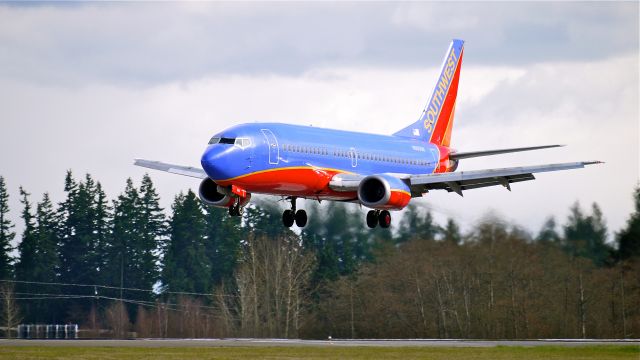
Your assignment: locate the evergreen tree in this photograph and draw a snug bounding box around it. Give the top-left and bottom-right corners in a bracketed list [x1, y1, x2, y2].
[563, 202, 612, 266]
[93, 182, 111, 283]
[15, 188, 37, 283]
[0, 177, 15, 280]
[536, 217, 561, 245]
[616, 186, 640, 260]
[442, 218, 462, 245]
[105, 178, 140, 297]
[57, 172, 107, 320]
[302, 202, 370, 282]
[136, 175, 165, 295]
[34, 193, 61, 281]
[205, 206, 242, 286]
[163, 190, 211, 294]
[21, 193, 61, 323]
[397, 204, 439, 243]
[58, 172, 99, 285]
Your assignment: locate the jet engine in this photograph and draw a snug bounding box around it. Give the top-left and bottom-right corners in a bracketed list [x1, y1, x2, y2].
[357, 174, 411, 210]
[198, 178, 250, 208]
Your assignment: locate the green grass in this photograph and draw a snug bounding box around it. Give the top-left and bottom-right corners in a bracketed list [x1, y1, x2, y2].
[0, 345, 638, 360]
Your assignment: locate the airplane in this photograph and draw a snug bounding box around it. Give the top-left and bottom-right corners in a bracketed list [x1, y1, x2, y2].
[135, 39, 600, 229]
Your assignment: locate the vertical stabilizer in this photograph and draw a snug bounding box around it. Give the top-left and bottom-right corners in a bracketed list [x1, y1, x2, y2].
[393, 39, 464, 147]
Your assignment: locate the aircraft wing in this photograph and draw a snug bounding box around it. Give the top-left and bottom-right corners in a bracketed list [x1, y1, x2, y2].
[134, 159, 208, 179]
[409, 161, 600, 196]
[329, 161, 601, 196]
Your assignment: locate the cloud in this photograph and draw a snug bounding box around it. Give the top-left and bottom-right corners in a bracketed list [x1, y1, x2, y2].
[0, 2, 636, 86]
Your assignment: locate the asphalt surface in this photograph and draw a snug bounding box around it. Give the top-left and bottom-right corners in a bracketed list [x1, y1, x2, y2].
[1, 338, 638, 348]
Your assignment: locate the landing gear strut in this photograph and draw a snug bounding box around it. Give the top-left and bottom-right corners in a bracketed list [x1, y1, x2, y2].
[228, 198, 244, 217]
[366, 210, 391, 229]
[282, 197, 307, 228]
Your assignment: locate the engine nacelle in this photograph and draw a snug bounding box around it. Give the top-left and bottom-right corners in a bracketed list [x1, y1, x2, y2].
[357, 174, 411, 210]
[198, 178, 251, 208]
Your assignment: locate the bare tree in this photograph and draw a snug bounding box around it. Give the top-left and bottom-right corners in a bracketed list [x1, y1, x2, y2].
[0, 284, 21, 338]
[104, 301, 130, 338]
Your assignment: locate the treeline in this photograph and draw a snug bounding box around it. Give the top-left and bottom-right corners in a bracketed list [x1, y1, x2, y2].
[0, 173, 638, 339]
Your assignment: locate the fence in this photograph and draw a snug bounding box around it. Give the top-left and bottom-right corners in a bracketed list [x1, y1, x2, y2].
[17, 324, 78, 339]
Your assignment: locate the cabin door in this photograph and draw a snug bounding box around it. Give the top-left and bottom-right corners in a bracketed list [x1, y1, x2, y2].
[261, 129, 279, 165]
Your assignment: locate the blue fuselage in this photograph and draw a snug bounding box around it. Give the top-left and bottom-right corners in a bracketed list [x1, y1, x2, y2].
[201, 123, 445, 198]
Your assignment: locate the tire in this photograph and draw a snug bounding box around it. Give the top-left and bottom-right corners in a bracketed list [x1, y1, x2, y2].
[282, 209, 295, 227]
[228, 205, 238, 217]
[295, 210, 308, 228]
[366, 210, 378, 228]
[378, 210, 391, 228]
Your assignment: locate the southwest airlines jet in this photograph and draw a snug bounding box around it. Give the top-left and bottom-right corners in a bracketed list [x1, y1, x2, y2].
[135, 39, 599, 229]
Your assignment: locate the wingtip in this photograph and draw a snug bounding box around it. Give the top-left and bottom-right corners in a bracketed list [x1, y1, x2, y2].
[584, 161, 604, 165]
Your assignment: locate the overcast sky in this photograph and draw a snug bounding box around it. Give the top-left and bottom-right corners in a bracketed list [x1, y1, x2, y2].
[0, 2, 638, 242]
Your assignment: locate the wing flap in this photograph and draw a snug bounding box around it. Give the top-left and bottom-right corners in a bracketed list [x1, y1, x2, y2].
[134, 159, 208, 179]
[410, 161, 599, 196]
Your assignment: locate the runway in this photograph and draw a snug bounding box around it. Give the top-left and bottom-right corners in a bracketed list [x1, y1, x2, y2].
[1, 338, 638, 348]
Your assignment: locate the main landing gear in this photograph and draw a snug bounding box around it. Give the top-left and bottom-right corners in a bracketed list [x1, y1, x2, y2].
[228, 198, 244, 217]
[282, 197, 307, 228]
[366, 210, 391, 229]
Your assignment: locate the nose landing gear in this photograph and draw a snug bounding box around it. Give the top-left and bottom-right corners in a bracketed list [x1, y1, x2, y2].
[366, 210, 391, 229]
[282, 197, 307, 228]
[228, 198, 244, 217]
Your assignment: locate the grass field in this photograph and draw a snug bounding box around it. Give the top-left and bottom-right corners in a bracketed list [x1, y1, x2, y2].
[0, 345, 637, 360]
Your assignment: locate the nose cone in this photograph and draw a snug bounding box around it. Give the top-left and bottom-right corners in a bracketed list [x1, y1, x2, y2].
[201, 146, 227, 180]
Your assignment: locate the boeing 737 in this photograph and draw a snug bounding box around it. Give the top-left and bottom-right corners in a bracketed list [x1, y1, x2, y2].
[135, 39, 600, 228]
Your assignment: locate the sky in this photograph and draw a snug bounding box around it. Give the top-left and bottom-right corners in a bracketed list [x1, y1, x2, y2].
[0, 2, 638, 243]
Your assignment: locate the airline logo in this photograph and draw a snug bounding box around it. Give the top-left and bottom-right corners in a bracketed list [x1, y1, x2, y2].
[423, 44, 461, 134]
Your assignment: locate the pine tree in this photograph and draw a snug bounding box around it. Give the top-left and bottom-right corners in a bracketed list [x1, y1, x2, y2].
[0, 177, 15, 280]
[136, 175, 165, 297]
[15, 188, 37, 283]
[617, 186, 640, 260]
[442, 218, 462, 245]
[563, 202, 612, 266]
[163, 190, 211, 294]
[397, 204, 439, 243]
[106, 178, 140, 300]
[536, 217, 561, 245]
[205, 206, 242, 286]
[57, 172, 106, 320]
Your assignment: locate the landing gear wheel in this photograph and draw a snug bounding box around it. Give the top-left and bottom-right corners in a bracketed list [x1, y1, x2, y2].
[378, 210, 391, 228]
[282, 209, 295, 228]
[295, 210, 308, 228]
[228, 205, 238, 217]
[366, 210, 378, 228]
[228, 201, 243, 217]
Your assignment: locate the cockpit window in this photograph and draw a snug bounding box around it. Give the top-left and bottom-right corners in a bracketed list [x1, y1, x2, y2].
[219, 138, 236, 144]
[208, 137, 221, 145]
[235, 137, 252, 149]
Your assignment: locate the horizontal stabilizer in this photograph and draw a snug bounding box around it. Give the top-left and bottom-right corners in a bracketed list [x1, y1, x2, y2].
[450, 145, 563, 160]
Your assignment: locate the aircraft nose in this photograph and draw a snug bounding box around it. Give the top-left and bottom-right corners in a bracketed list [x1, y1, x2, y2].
[201, 146, 226, 179]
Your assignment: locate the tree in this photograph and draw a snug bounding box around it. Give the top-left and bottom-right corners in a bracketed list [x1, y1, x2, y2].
[617, 186, 640, 261]
[162, 190, 211, 294]
[442, 218, 462, 245]
[15, 192, 61, 323]
[0, 284, 21, 338]
[536, 217, 561, 245]
[15, 187, 37, 285]
[205, 206, 242, 286]
[0, 177, 15, 280]
[563, 202, 612, 266]
[136, 175, 165, 297]
[397, 204, 439, 243]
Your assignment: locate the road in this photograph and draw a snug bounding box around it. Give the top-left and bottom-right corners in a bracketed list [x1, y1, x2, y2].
[1, 338, 638, 348]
